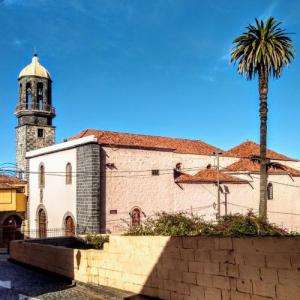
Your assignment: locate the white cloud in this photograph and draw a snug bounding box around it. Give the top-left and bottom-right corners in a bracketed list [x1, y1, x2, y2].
[198, 74, 215, 83]
[259, 1, 279, 20]
[12, 38, 22, 46]
[1, 0, 46, 6]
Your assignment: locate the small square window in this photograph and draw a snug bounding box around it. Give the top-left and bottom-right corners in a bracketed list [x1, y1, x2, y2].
[37, 128, 44, 138]
[110, 210, 118, 214]
[152, 169, 159, 176]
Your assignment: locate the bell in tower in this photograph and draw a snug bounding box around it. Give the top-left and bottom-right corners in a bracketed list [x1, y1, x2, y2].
[16, 53, 56, 174]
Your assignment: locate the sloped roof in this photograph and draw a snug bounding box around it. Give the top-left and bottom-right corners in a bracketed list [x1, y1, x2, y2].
[69, 129, 222, 156]
[175, 168, 248, 184]
[225, 158, 300, 176]
[0, 175, 26, 189]
[223, 141, 297, 162]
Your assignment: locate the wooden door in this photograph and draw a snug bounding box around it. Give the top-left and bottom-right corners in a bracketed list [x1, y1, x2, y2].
[131, 208, 141, 226]
[38, 209, 47, 238]
[65, 216, 75, 236]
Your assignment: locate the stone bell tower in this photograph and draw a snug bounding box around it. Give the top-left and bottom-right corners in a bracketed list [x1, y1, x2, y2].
[15, 53, 56, 174]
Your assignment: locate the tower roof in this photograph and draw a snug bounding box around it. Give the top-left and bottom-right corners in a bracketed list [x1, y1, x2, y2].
[19, 54, 51, 80]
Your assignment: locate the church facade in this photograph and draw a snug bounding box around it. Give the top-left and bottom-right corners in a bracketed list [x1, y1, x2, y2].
[15, 55, 300, 236]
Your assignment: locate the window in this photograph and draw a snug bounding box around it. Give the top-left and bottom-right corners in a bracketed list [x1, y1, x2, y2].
[19, 83, 22, 102]
[37, 82, 43, 110]
[152, 169, 159, 176]
[267, 183, 273, 200]
[25, 82, 32, 109]
[175, 163, 183, 171]
[37, 128, 44, 138]
[66, 163, 72, 185]
[39, 163, 45, 188]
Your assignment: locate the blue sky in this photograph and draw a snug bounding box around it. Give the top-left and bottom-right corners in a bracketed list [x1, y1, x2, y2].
[0, 0, 300, 163]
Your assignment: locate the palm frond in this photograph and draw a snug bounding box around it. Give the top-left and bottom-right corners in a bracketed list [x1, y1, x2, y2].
[231, 17, 295, 80]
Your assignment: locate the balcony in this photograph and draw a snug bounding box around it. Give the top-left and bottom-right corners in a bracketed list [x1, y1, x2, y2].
[15, 104, 56, 116]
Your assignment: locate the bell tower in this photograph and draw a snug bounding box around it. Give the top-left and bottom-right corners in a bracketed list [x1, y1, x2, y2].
[16, 53, 56, 174]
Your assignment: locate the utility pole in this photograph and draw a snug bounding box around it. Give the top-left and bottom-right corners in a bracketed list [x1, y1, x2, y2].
[213, 152, 222, 220]
[225, 193, 228, 216]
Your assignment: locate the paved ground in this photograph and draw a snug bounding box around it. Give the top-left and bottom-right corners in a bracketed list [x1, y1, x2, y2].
[0, 254, 105, 300]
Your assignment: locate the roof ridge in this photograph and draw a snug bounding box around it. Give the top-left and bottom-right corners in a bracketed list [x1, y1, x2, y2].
[82, 128, 223, 147]
[223, 140, 298, 162]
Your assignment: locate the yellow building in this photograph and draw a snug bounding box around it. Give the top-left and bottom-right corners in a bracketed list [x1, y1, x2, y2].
[0, 175, 27, 247]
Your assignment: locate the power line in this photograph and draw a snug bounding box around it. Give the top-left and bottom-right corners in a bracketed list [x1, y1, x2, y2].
[0, 166, 210, 179]
[0, 165, 206, 174]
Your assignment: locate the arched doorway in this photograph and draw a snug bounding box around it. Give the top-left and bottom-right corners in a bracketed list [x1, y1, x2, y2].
[131, 208, 141, 226]
[2, 215, 23, 247]
[38, 209, 47, 238]
[64, 216, 75, 236]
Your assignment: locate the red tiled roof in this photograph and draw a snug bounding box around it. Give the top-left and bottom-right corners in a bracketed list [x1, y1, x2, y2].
[69, 129, 222, 156]
[223, 141, 297, 162]
[0, 175, 26, 189]
[175, 168, 248, 184]
[225, 158, 300, 176]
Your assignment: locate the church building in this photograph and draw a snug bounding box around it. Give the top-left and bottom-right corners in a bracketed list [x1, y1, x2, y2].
[15, 55, 300, 236]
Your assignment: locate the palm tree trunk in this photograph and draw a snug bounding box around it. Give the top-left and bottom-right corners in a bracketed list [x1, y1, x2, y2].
[258, 70, 269, 219]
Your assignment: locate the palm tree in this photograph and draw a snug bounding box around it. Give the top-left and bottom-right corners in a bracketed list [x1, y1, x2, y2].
[231, 17, 295, 219]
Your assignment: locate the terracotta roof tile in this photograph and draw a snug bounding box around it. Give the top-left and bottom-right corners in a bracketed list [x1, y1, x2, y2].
[223, 141, 297, 162]
[175, 168, 248, 184]
[0, 175, 26, 189]
[69, 129, 222, 156]
[226, 158, 300, 176]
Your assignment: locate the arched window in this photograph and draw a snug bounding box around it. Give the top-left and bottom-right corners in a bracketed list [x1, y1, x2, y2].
[25, 82, 32, 109]
[37, 82, 43, 110]
[39, 163, 45, 188]
[66, 163, 72, 185]
[38, 209, 47, 238]
[131, 208, 141, 226]
[64, 216, 75, 236]
[267, 183, 273, 200]
[19, 83, 22, 102]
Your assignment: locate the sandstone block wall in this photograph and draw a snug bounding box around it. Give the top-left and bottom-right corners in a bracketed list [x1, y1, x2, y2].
[10, 236, 300, 299]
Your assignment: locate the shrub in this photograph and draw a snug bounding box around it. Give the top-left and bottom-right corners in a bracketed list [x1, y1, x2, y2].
[83, 234, 109, 249]
[126, 212, 211, 236]
[69, 234, 109, 249]
[126, 211, 296, 237]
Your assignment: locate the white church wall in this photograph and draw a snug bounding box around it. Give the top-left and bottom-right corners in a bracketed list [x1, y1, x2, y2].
[28, 148, 77, 234]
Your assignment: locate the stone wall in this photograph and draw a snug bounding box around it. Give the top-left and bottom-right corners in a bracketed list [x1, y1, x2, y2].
[76, 143, 101, 233]
[10, 236, 300, 299]
[16, 125, 55, 173]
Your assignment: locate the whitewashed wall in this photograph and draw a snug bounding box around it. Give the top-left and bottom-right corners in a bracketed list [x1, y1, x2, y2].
[28, 148, 77, 234]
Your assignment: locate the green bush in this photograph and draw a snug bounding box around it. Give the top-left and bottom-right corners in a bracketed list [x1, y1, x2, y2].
[84, 234, 109, 249]
[74, 234, 109, 249]
[126, 211, 297, 237]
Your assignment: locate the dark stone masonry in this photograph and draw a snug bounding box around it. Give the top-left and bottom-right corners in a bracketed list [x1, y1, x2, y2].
[76, 143, 101, 233]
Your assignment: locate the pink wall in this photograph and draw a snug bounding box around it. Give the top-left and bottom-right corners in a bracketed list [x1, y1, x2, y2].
[103, 146, 300, 232]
